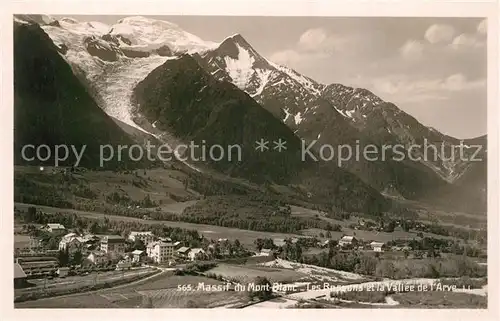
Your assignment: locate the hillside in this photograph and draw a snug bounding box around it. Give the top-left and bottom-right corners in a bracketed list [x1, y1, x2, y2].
[14, 21, 145, 169]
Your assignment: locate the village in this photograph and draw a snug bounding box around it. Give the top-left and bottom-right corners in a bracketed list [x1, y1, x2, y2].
[14, 219, 415, 288]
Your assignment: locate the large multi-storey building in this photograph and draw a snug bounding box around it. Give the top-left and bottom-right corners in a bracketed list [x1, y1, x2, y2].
[100, 235, 126, 255]
[128, 231, 155, 245]
[146, 241, 175, 263]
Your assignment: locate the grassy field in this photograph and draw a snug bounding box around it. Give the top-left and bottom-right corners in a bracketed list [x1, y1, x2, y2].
[15, 272, 250, 308]
[158, 200, 199, 214]
[392, 291, 487, 308]
[206, 263, 307, 284]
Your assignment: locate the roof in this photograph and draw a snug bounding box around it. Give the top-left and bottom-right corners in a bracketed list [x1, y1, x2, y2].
[340, 236, 355, 241]
[370, 241, 385, 246]
[260, 248, 272, 253]
[82, 234, 99, 241]
[63, 232, 77, 239]
[130, 231, 153, 236]
[89, 251, 107, 257]
[177, 246, 190, 253]
[273, 238, 286, 247]
[46, 223, 65, 229]
[14, 263, 27, 279]
[103, 235, 125, 243]
[190, 248, 205, 255]
[131, 250, 144, 255]
[173, 241, 181, 246]
[148, 241, 174, 248]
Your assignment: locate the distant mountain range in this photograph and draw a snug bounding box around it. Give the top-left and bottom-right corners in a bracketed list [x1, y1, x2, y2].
[13, 15, 487, 214]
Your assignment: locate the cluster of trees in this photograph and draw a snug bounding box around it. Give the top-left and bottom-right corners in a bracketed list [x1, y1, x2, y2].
[248, 277, 273, 301]
[105, 192, 158, 208]
[204, 239, 249, 259]
[412, 223, 486, 244]
[57, 248, 84, 267]
[185, 172, 250, 197]
[179, 195, 329, 233]
[174, 262, 217, 276]
[387, 237, 484, 258]
[15, 175, 73, 208]
[72, 183, 98, 199]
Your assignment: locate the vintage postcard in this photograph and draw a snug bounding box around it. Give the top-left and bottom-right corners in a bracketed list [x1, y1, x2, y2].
[2, 0, 498, 320]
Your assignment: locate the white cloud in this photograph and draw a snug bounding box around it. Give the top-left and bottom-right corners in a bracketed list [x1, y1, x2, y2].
[424, 24, 455, 44]
[269, 49, 302, 65]
[451, 33, 485, 48]
[443, 73, 485, 91]
[371, 73, 485, 103]
[298, 28, 328, 51]
[270, 28, 365, 68]
[477, 19, 487, 34]
[399, 40, 424, 60]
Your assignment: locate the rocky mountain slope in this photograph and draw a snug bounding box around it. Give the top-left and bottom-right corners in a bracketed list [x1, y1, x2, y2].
[196, 32, 487, 212]
[131, 54, 388, 214]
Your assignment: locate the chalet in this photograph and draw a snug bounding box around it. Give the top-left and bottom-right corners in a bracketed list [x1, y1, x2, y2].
[188, 248, 206, 261]
[57, 267, 70, 278]
[338, 236, 358, 247]
[131, 250, 146, 263]
[273, 238, 286, 248]
[59, 233, 85, 253]
[370, 241, 385, 252]
[44, 223, 66, 234]
[177, 247, 191, 258]
[14, 262, 27, 288]
[173, 241, 181, 248]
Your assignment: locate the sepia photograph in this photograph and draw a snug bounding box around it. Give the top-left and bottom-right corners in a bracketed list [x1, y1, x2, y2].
[4, 0, 498, 316]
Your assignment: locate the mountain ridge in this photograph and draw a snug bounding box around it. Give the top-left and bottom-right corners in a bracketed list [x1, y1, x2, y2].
[21, 15, 486, 213]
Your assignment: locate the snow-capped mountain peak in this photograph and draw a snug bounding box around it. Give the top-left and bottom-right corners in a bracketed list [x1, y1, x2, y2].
[109, 16, 218, 54]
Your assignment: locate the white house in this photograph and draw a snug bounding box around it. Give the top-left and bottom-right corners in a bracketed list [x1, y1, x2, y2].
[370, 241, 385, 252]
[188, 248, 206, 261]
[128, 231, 155, 245]
[131, 250, 146, 263]
[147, 241, 175, 263]
[45, 223, 66, 234]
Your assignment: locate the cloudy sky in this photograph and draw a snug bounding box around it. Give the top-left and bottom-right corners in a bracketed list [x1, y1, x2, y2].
[63, 16, 487, 139]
